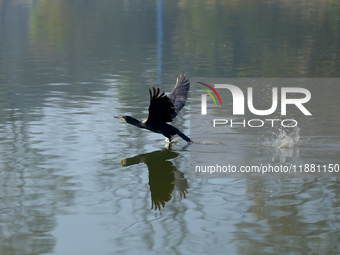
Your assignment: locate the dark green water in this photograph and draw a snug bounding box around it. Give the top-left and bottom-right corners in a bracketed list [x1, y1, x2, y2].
[0, 0, 340, 254]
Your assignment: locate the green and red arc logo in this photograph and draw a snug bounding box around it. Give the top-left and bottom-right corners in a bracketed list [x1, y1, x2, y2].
[198, 82, 223, 106]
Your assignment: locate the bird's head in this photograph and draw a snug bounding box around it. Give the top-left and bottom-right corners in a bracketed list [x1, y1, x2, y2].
[114, 116, 142, 127]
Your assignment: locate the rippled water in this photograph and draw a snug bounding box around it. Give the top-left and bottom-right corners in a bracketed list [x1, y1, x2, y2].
[1, 1, 340, 254]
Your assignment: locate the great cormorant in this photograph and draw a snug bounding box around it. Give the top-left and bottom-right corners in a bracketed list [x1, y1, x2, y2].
[114, 75, 192, 143]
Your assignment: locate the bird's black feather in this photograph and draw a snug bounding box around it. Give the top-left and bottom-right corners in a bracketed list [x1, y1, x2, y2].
[148, 87, 175, 123]
[168, 74, 190, 119]
[147, 75, 189, 123]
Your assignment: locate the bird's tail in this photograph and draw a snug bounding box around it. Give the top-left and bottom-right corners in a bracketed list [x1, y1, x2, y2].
[172, 126, 193, 143]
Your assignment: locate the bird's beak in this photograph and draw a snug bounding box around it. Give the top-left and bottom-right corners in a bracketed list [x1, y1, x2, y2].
[114, 116, 125, 122]
[120, 159, 126, 166]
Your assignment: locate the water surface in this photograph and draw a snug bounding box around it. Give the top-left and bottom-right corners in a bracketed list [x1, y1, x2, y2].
[0, 0, 340, 254]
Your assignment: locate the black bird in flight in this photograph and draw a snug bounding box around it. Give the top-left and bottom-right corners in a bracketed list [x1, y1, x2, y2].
[114, 75, 192, 143]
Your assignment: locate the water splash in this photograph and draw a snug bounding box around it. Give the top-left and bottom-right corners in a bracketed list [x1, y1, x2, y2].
[165, 137, 179, 143]
[271, 126, 300, 149]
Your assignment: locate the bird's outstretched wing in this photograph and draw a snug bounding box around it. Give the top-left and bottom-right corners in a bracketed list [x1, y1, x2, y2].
[147, 75, 189, 123]
[168, 74, 190, 119]
[147, 87, 175, 123]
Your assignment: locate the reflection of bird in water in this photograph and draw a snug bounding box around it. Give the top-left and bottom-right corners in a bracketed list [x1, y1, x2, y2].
[120, 148, 188, 210]
[114, 75, 192, 143]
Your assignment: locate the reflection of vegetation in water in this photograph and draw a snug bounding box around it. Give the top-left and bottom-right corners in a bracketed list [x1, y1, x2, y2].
[121, 148, 188, 210]
[236, 177, 340, 254]
[29, 0, 76, 51]
[170, 0, 340, 77]
[27, 0, 340, 77]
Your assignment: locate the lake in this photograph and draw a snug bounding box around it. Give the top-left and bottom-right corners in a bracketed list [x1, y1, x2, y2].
[0, 0, 340, 254]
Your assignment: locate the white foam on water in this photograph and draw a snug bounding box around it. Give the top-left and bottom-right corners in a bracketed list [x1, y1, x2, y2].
[270, 126, 300, 149]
